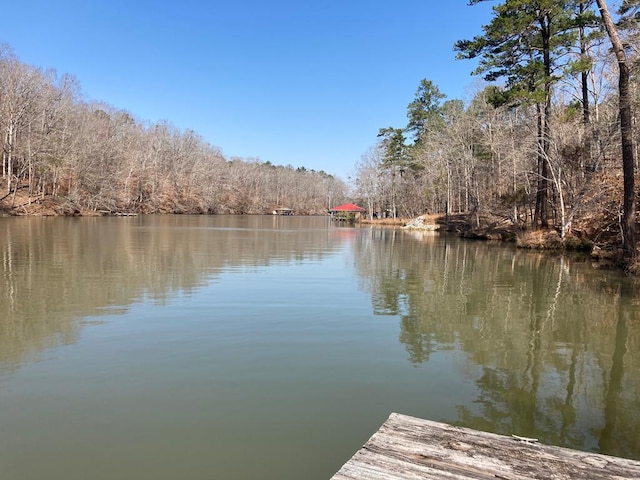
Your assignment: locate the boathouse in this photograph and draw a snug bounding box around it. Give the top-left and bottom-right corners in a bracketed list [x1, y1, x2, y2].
[272, 207, 293, 215]
[329, 203, 366, 221]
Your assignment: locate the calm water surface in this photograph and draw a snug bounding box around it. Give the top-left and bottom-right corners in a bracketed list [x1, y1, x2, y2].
[1, 215, 639, 480]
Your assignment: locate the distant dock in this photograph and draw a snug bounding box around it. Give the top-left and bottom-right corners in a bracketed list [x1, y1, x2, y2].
[99, 211, 138, 216]
[272, 207, 293, 215]
[330, 413, 640, 480]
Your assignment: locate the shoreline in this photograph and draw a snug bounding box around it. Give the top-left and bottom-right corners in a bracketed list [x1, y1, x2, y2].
[1, 203, 632, 271]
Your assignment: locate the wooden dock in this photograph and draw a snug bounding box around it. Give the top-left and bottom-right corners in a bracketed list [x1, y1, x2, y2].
[330, 413, 640, 480]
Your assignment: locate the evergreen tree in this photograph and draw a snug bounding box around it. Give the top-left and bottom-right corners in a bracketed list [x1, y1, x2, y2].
[455, 0, 584, 228]
[377, 127, 408, 168]
[406, 78, 446, 145]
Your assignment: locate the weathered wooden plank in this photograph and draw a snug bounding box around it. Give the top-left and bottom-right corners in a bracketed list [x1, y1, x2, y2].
[330, 413, 640, 480]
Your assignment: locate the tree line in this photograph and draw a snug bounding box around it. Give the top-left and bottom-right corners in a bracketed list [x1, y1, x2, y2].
[353, 0, 640, 260]
[0, 45, 347, 215]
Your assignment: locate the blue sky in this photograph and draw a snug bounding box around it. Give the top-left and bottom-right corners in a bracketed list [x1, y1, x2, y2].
[4, 1, 495, 180]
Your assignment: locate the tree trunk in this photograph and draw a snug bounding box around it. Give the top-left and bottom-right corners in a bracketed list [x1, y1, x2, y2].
[579, 2, 592, 172]
[534, 102, 549, 228]
[540, 16, 552, 230]
[533, 16, 553, 230]
[6, 124, 14, 195]
[595, 0, 637, 260]
[619, 64, 636, 258]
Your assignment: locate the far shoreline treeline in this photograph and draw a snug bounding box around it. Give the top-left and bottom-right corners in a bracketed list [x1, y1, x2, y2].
[0, 45, 348, 217]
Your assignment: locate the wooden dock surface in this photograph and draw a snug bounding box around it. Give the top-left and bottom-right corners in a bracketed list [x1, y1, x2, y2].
[330, 413, 640, 480]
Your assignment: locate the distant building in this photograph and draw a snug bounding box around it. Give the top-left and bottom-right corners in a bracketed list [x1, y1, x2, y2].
[329, 203, 366, 221]
[272, 207, 293, 215]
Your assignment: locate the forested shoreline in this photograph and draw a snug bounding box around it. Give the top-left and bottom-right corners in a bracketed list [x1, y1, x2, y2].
[0, 46, 347, 217]
[351, 0, 640, 267]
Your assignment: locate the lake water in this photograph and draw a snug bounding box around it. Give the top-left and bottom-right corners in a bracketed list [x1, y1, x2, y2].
[1, 215, 639, 480]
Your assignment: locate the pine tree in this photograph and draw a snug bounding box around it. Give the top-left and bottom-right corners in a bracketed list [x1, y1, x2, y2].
[406, 78, 446, 145]
[455, 0, 586, 228]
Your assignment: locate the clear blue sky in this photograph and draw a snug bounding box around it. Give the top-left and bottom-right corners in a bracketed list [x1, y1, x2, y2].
[3, 1, 494, 181]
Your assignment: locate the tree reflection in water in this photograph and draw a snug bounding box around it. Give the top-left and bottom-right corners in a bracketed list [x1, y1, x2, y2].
[2, 219, 639, 463]
[353, 228, 640, 460]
